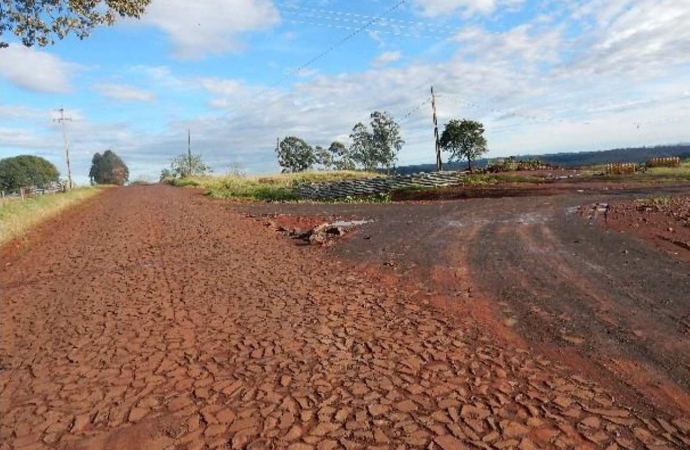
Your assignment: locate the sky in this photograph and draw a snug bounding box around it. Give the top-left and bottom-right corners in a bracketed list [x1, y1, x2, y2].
[1, 0, 689, 184]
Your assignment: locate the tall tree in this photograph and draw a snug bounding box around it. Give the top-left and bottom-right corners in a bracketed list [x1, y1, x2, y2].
[349, 111, 404, 171]
[89, 150, 129, 185]
[370, 111, 404, 171]
[0, 155, 60, 192]
[439, 119, 488, 171]
[276, 136, 315, 173]
[1, 0, 152, 48]
[349, 123, 374, 171]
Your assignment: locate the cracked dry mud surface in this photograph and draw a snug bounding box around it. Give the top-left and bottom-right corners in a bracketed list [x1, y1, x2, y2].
[1, 186, 689, 450]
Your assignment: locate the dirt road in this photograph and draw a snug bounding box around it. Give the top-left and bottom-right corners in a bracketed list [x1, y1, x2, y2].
[2, 186, 689, 450]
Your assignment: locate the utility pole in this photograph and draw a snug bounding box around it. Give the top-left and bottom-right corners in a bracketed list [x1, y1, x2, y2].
[431, 86, 442, 171]
[187, 128, 192, 176]
[54, 108, 73, 190]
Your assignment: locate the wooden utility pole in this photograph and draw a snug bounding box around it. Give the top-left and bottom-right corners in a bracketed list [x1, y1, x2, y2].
[54, 108, 73, 190]
[187, 128, 192, 176]
[431, 87, 442, 171]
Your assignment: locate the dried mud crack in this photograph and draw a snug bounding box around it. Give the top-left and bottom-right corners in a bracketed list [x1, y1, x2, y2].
[1, 185, 689, 450]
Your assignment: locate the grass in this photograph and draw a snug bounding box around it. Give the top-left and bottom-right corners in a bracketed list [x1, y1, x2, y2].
[644, 160, 690, 180]
[461, 174, 542, 185]
[582, 158, 690, 181]
[0, 187, 105, 246]
[167, 171, 381, 201]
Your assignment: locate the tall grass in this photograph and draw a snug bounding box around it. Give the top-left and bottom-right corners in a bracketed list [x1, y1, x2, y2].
[0, 188, 105, 246]
[168, 171, 380, 201]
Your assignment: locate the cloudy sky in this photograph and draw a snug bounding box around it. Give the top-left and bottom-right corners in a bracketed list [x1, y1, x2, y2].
[1, 0, 689, 183]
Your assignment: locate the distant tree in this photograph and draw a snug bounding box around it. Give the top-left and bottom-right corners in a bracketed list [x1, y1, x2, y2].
[329, 141, 356, 170]
[277, 136, 316, 173]
[0, 155, 60, 192]
[1, 0, 152, 48]
[228, 161, 246, 177]
[439, 119, 487, 171]
[89, 150, 129, 185]
[349, 111, 404, 171]
[169, 153, 211, 178]
[314, 146, 332, 170]
[159, 168, 173, 182]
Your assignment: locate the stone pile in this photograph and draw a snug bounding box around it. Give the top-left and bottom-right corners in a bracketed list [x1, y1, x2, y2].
[294, 171, 466, 200]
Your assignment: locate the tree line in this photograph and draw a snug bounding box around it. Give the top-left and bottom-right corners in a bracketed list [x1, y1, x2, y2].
[276, 112, 488, 173]
[0, 150, 130, 193]
[276, 111, 404, 173]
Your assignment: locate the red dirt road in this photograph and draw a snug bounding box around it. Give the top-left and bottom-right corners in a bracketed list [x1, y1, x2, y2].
[2, 186, 689, 450]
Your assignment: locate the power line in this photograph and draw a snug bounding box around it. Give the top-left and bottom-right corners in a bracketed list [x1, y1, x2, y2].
[278, 4, 459, 33]
[254, 0, 410, 100]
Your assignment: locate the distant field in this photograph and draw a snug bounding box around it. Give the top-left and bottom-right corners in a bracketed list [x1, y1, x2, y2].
[167, 171, 381, 201]
[0, 187, 105, 246]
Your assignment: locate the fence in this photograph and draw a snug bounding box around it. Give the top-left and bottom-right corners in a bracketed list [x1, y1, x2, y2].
[647, 157, 681, 168]
[0, 185, 64, 204]
[604, 163, 638, 175]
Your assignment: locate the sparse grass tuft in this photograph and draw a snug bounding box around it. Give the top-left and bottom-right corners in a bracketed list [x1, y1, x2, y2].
[0, 187, 106, 246]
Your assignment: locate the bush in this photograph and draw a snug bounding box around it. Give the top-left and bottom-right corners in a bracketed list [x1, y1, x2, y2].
[0, 155, 60, 192]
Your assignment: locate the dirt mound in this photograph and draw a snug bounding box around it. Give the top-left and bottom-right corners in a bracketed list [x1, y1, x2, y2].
[603, 195, 690, 261]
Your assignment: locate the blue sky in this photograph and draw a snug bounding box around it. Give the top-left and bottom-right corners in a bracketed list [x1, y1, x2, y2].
[1, 0, 689, 184]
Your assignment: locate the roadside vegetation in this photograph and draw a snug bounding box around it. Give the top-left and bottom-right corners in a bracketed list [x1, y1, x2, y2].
[0, 187, 105, 246]
[165, 171, 381, 201]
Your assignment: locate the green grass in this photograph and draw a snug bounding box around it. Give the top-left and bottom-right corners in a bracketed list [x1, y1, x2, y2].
[167, 171, 381, 201]
[0, 187, 105, 246]
[462, 174, 542, 185]
[644, 161, 690, 180]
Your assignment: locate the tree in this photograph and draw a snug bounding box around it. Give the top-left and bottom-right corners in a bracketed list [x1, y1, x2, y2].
[349, 122, 375, 171]
[159, 168, 173, 182]
[89, 150, 129, 185]
[329, 141, 356, 170]
[0, 0, 152, 48]
[370, 111, 404, 171]
[439, 119, 488, 171]
[0, 155, 60, 192]
[314, 146, 332, 170]
[276, 136, 315, 173]
[169, 153, 211, 178]
[349, 111, 404, 171]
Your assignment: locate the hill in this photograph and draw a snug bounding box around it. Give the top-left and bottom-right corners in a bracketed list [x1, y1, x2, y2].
[394, 144, 690, 174]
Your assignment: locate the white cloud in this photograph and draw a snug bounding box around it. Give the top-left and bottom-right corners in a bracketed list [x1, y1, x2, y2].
[199, 78, 243, 96]
[142, 0, 280, 59]
[564, 0, 690, 79]
[454, 24, 562, 65]
[0, 45, 81, 93]
[413, 0, 523, 17]
[371, 51, 402, 68]
[94, 83, 156, 102]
